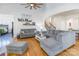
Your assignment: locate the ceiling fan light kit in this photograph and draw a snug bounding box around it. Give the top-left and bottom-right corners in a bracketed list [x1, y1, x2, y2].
[21, 3, 43, 10]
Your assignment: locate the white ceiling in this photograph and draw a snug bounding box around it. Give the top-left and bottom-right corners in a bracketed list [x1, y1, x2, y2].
[0, 3, 79, 16]
[54, 9, 79, 16]
[0, 3, 46, 15]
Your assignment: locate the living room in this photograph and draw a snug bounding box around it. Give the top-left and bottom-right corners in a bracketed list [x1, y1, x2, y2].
[1, 3, 79, 56]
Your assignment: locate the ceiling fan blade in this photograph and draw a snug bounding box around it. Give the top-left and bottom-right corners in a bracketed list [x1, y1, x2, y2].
[36, 3, 43, 5]
[30, 6, 32, 9]
[25, 5, 30, 8]
[21, 3, 43, 10]
[33, 6, 37, 9]
[20, 3, 27, 5]
[36, 5, 41, 8]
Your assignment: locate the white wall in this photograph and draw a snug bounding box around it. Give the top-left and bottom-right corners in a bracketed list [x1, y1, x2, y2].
[51, 15, 67, 30]
[13, 7, 46, 37]
[65, 14, 79, 30]
[44, 3, 79, 31]
[51, 13, 79, 31]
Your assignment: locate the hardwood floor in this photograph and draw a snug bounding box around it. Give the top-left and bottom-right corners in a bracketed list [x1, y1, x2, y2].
[8, 37, 79, 56]
[13, 37, 48, 56]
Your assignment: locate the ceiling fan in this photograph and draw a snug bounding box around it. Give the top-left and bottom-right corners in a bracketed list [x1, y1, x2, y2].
[21, 3, 43, 10]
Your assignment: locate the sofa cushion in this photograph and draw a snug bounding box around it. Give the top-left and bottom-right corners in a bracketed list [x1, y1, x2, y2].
[41, 38, 61, 49]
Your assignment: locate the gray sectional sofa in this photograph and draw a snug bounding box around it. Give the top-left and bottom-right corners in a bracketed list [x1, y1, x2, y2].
[36, 30, 76, 56]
